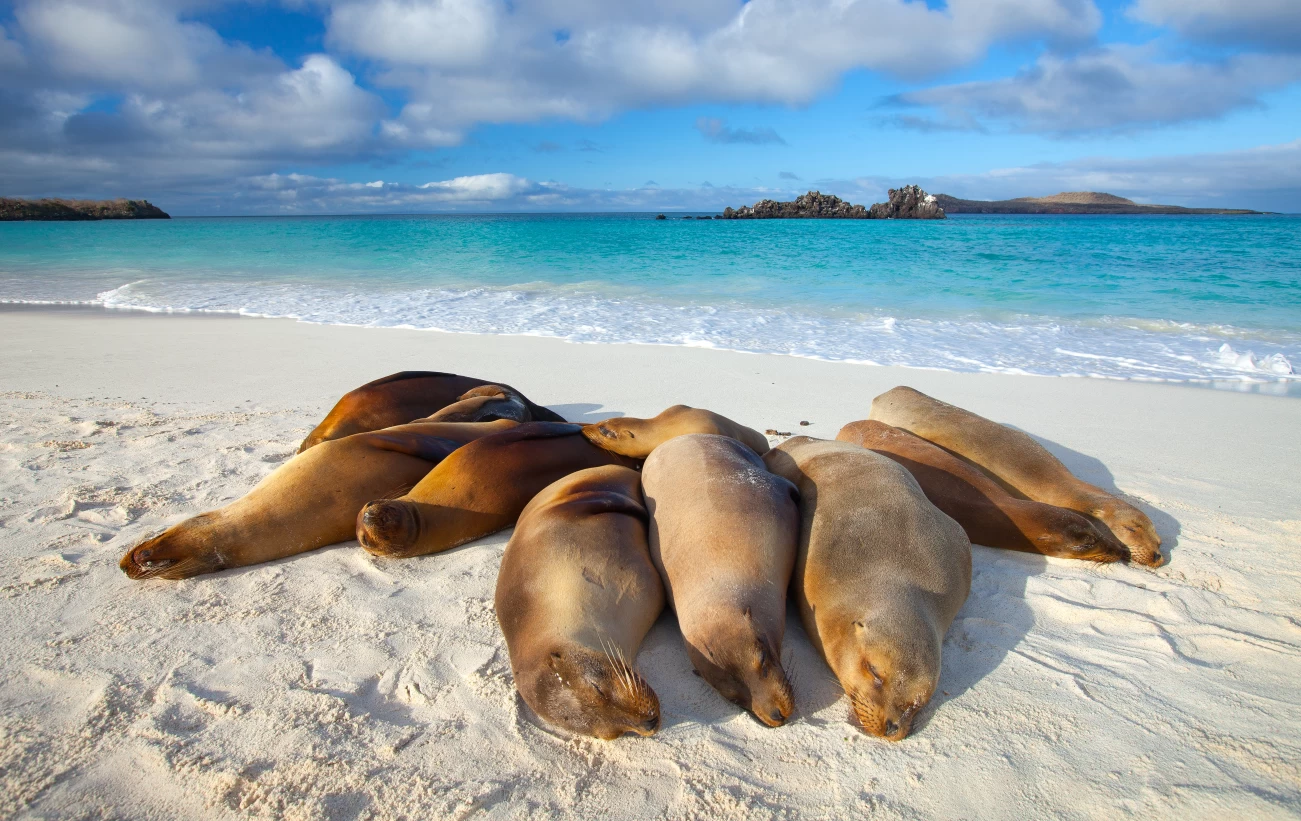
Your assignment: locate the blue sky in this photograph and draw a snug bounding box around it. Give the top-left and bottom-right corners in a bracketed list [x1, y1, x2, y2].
[1, 0, 1299, 214]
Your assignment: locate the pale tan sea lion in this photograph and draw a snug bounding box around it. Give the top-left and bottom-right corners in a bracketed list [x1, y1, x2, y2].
[641, 434, 800, 727]
[764, 436, 971, 741]
[868, 386, 1163, 566]
[582, 405, 770, 458]
[120, 419, 519, 580]
[837, 420, 1129, 562]
[356, 422, 637, 559]
[297, 371, 564, 452]
[495, 465, 664, 740]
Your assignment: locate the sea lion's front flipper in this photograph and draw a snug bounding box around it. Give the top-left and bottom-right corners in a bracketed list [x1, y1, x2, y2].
[361, 433, 463, 463]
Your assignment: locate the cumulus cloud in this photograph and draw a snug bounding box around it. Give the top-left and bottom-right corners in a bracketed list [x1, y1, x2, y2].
[16, 0, 279, 91]
[323, 0, 1101, 145]
[889, 47, 1301, 135]
[1128, 0, 1301, 51]
[695, 117, 786, 145]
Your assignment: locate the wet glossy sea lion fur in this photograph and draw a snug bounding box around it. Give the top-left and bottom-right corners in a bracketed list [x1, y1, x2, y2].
[356, 422, 637, 559]
[582, 405, 770, 458]
[764, 436, 971, 741]
[298, 371, 564, 452]
[641, 434, 800, 727]
[868, 386, 1162, 566]
[121, 419, 519, 580]
[496, 465, 665, 740]
[836, 420, 1129, 563]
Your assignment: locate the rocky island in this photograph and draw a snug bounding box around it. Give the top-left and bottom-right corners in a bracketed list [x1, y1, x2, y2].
[722, 186, 945, 220]
[933, 192, 1264, 215]
[0, 198, 170, 221]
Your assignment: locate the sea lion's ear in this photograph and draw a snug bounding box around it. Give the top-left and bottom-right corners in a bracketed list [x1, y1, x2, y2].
[549, 652, 563, 670]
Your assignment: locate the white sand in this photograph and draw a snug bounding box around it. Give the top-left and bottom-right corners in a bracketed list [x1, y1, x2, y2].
[2, 309, 1300, 820]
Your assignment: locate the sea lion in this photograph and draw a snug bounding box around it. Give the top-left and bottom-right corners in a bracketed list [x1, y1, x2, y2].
[641, 434, 800, 727]
[495, 465, 664, 740]
[764, 436, 971, 741]
[120, 419, 519, 581]
[417, 384, 532, 424]
[298, 371, 564, 452]
[868, 386, 1162, 566]
[836, 420, 1129, 562]
[356, 422, 637, 559]
[582, 405, 770, 458]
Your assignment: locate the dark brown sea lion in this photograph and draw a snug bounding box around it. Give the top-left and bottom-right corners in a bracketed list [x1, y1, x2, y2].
[495, 465, 665, 740]
[120, 419, 519, 580]
[764, 436, 971, 741]
[641, 434, 800, 727]
[868, 386, 1163, 566]
[836, 420, 1129, 562]
[356, 422, 637, 559]
[297, 371, 564, 452]
[582, 405, 770, 458]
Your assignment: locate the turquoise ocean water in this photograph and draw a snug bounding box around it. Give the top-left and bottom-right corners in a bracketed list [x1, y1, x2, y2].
[2, 213, 1298, 389]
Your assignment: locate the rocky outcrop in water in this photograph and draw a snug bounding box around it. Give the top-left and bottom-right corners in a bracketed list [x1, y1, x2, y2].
[723, 191, 869, 219]
[722, 187, 944, 220]
[0, 198, 171, 221]
[868, 185, 946, 219]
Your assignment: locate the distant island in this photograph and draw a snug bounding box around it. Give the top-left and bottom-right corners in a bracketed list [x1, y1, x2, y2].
[0, 198, 170, 221]
[934, 192, 1264, 215]
[722, 186, 945, 220]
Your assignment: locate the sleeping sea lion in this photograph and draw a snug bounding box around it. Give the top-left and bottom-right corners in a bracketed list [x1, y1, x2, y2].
[641, 434, 800, 727]
[356, 422, 637, 559]
[582, 405, 770, 458]
[298, 371, 564, 452]
[764, 436, 971, 741]
[120, 419, 519, 580]
[868, 386, 1162, 566]
[495, 465, 664, 740]
[837, 420, 1129, 562]
[417, 384, 532, 424]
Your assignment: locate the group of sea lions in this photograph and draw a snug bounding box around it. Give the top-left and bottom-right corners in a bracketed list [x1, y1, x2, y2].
[119, 371, 1163, 741]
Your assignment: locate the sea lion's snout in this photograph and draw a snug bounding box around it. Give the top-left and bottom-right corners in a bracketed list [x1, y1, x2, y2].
[767, 707, 787, 726]
[120, 530, 219, 581]
[120, 542, 177, 579]
[357, 500, 420, 557]
[631, 715, 660, 737]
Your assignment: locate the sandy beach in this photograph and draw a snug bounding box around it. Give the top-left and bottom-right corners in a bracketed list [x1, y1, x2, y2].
[2, 308, 1299, 820]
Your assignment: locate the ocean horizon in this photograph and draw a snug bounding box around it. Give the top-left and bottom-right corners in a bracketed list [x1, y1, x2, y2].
[3, 212, 1298, 393]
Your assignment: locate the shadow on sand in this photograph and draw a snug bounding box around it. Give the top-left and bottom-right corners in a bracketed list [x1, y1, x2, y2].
[1016, 428, 1182, 562]
[548, 403, 624, 424]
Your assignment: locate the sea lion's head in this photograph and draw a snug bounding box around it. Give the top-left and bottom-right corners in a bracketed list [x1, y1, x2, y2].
[684, 615, 794, 727]
[580, 417, 651, 458]
[1094, 503, 1163, 567]
[420, 385, 530, 424]
[1037, 510, 1131, 563]
[828, 614, 940, 741]
[521, 645, 661, 740]
[355, 500, 423, 557]
[119, 514, 226, 580]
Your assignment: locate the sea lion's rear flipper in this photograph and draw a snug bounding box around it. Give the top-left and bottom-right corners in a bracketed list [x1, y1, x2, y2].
[361, 433, 463, 463]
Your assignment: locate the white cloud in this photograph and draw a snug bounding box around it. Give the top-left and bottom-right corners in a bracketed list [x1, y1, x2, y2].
[891, 46, 1301, 135]
[1129, 0, 1301, 50]
[16, 0, 277, 91]
[324, 0, 1102, 145]
[328, 0, 499, 67]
